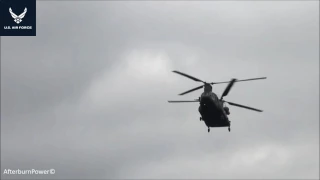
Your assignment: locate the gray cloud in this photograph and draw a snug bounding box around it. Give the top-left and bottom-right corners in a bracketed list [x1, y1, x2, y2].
[1, 1, 319, 179]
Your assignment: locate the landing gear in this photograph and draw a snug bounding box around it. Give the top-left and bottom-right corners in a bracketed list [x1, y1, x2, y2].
[208, 128, 210, 133]
[228, 127, 231, 132]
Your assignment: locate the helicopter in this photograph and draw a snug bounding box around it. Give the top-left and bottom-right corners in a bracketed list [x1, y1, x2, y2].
[168, 70, 266, 132]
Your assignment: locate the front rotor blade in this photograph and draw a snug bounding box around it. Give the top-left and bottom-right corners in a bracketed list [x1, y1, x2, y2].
[221, 78, 237, 99]
[224, 101, 263, 112]
[172, 70, 205, 83]
[211, 77, 267, 85]
[179, 85, 204, 96]
[168, 100, 199, 103]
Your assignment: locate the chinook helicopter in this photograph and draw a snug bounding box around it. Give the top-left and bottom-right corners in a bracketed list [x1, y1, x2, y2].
[168, 71, 266, 132]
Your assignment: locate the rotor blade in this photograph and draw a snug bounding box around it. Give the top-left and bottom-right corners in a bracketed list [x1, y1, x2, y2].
[179, 85, 204, 96]
[168, 100, 199, 103]
[172, 70, 205, 83]
[221, 78, 237, 99]
[224, 101, 263, 112]
[210, 77, 267, 85]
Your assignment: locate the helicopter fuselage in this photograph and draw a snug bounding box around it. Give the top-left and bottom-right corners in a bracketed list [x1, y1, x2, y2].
[198, 92, 230, 128]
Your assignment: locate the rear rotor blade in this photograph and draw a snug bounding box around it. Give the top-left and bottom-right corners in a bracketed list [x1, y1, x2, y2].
[168, 100, 199, 103]
[210, 77, 267, 85]
[221, 78, 237, 99]
[172, 70, 205, 83]
[179, 85, 204, 96]
[224, 101, 263, 112]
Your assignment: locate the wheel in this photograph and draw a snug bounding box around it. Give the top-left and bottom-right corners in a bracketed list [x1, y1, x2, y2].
[208, 128, 210, 132]
[228, 127, 230, 132]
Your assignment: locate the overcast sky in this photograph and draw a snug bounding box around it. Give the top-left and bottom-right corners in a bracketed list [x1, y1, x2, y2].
[1, 1, 319, 179]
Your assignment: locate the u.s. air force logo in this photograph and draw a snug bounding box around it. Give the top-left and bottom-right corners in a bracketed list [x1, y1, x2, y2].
[9, 7, 27, 24]
[0, 0, 36, 36]
[3, 7, 32, 30]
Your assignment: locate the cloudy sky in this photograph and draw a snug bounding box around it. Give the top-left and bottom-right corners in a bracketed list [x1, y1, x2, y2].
[1, 1, 319, 179]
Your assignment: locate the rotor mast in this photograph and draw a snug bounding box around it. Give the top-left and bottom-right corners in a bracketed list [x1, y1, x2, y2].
[203, 83, 212, 93]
